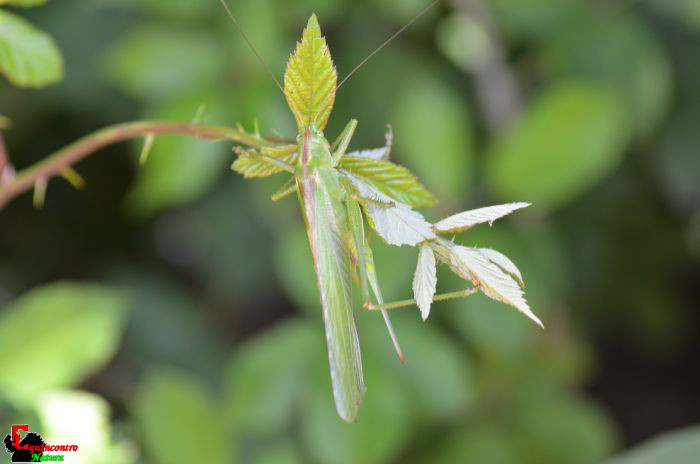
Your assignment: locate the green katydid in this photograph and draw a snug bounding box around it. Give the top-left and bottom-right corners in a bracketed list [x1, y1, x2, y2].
[222, 4, 543, 422]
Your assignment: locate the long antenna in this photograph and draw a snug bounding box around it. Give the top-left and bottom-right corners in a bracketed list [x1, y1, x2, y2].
[219, 0, 285, 95]
[337, 0, 440, 90]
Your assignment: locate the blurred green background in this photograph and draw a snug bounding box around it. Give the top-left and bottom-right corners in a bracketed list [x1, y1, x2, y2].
[1, 0, 699, 462]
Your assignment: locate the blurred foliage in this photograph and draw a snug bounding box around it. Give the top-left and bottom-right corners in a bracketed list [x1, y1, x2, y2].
[1, 0, 699, 463]
[0, 1, 63, 87]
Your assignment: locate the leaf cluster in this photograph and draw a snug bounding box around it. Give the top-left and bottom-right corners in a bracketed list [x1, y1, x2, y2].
[231, 15, 541, 329]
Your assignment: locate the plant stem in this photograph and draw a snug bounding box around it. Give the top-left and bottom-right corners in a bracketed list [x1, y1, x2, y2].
[0, 121, 276, 210]
[364, 288, 478, 312]
[0, 131, 8, 174]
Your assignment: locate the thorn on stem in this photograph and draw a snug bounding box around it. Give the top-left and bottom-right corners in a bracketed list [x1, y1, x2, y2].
[139, 133, 155, 165]
[192, 104, 206, 123]
[60, 167, 86, 190]
[33, 177, 48, 210]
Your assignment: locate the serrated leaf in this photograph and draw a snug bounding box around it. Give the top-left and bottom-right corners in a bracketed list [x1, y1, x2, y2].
[346, 147, 388, 161]
[344, 173, 435, 247]
[284, 14, 337, 130]
[434, 202, 530, 233]
[0, 9, 63, 88]
[477, 247, 524, 287]
[232, 144, 297, 178]
[413, 244, 437, 320]
[345, 125, 393, 161]
[340, 157, 436, 208]
[447, 244, 543, 327]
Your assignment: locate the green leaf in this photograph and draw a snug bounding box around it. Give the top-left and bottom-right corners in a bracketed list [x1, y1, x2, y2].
[301, 356, 412, 464]
[413, 243, 437, 320]
[0, 0, 46, 6]
[434, 202, 530, 234]
[392, 75, 475, 199]
[485, 81, 626, 208]
[232, 144, 297, 178]
[106, 25, 222, 101]
[133, 368, 227, 464]
[512, 394, 617, 464]
[364, 316, 477, 422]
[418, 425, 518, 464]
[256, 441, 303, 464]
[542, 12, 671, 137]
[345, 173, 436, 247]
[284, 14, 337, 130]
[605, 425, 700, 464]
[0, 282, 127, 405]
[36, 391, 135, 464]
[477, 248, 525, 287]
[339, 156, 437, 208]
[0, 9, 63, 88]
[223, 320, 321, 434]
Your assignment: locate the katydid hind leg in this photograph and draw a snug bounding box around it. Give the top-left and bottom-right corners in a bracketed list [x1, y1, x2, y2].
[365, 244, 406, 364]
[345, 190, 405, 363]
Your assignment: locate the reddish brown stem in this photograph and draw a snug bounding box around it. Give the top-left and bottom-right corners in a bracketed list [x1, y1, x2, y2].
[0, 121, 275, 210]
[0, 131, 8, 174]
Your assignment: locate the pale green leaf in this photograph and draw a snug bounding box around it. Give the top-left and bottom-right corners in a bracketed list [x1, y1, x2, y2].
[346, 147, 388, 161]
[434, 202, 530, 234]
[340, 156, 436, 208]
[345, 124, 392, 161]
[413, 243, 437, 320]
[0, 9, 63, 88]
[284, 14, 337, 130]
[232, 144, 297, 178]
[0, 282, 127, 405]
[36, 391, 135, 464]
[606, 425, 700, 464]
[485, 81, 626, 208]
[477, 247, 525, 287]
[445, 243, 543, 327]
[345, 173, 435, 246]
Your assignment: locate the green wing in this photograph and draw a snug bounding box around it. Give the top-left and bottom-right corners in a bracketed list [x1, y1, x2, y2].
[298, 167, 365, 422]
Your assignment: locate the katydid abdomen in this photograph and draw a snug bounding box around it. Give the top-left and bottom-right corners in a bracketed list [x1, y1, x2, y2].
[297, 162, 366, 422]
